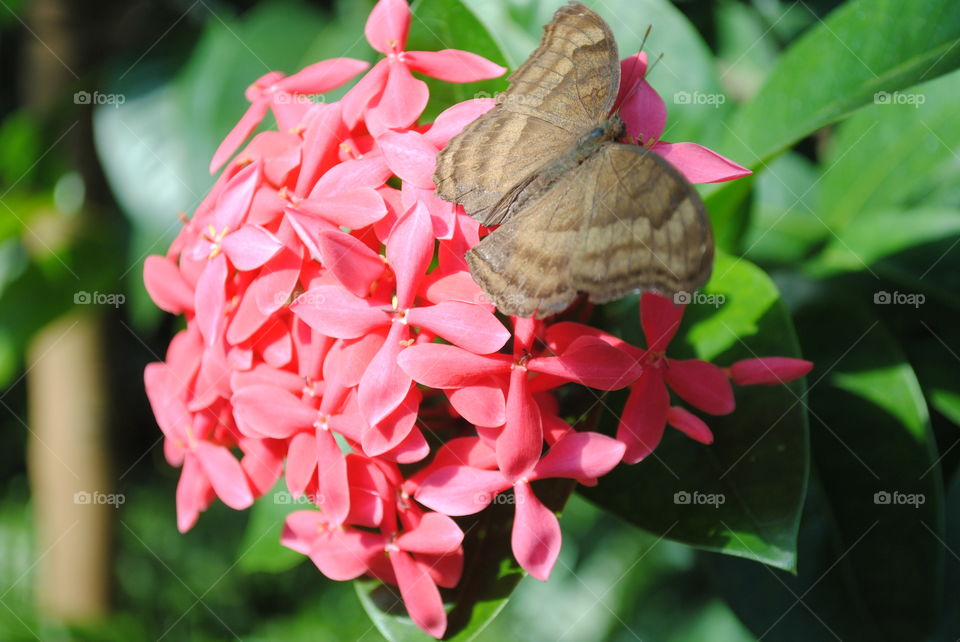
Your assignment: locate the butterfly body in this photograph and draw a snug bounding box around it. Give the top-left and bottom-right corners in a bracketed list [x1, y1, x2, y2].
[433, 2, 713, 318]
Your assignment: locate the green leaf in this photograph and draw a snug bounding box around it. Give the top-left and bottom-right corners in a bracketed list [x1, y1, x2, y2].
[817, 68, 960, 232]
[237, 481, 305, 574]
[715, 0, 779, 103]
[742, 152, 823, 265]
[708, 285, 944, 642]
[720, 0, 960, 169]
[814, 207, 960, 275]
[581, 253, 809, 571]
[407, 0, 511, 123]
[932, 470, 960, 641]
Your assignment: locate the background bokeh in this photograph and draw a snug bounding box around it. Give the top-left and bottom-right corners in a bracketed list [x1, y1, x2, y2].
[2, 0, 959, 640]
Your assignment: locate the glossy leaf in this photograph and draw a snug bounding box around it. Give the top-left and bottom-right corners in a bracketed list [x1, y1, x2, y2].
[706, 288, 945, 642]
[582, 253, 809, 571]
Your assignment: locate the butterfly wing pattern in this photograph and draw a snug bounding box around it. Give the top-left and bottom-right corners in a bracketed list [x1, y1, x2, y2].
[434, 1, 714, 318]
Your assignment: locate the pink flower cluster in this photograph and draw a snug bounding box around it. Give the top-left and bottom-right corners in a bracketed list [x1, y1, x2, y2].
[143, 0, 809, 636]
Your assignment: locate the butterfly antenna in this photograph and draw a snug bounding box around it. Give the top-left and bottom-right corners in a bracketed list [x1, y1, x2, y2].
[639, 24, 652, 53]
[646, 52, 665, 78]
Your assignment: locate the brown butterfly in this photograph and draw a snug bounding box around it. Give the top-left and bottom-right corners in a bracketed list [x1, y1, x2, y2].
[433, 1, 713, 319]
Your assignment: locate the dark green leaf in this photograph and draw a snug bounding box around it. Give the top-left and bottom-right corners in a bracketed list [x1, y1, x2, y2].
[582, 253, 809, 571]
[708, 284, 945, 642]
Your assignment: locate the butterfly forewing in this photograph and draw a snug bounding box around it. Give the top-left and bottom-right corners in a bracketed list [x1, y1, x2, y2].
[435, 1, 717, 318]
[433, 2, 620, 226]
[505, 2, 620, 130]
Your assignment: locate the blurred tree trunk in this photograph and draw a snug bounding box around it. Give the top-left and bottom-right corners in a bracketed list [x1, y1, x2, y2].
[23, 0, 116, 623]
[26, 315, 111, 620]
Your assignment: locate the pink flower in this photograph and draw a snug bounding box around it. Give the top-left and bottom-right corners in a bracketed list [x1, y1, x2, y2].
[342, 0, 506, 134]
[415, 431, 624, 580]
[616, 52, 751, 184]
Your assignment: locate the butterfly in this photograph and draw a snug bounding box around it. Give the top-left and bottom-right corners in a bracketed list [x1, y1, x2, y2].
[433, 1, 713, 319]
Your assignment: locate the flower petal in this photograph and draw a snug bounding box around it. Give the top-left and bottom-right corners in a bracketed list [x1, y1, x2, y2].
[221, 224, 283, 271]
[390, 551, 446, 639]
[316, 230, 385, 297]
[232, 385, 316, 439]
[527, 336, 640, 390]
[275, 58, 370, 94]
[406, 301, 509, 354]
[386, 201, 434, 308]
[652, 141, 752, 184]
[194, 253, 227, 346]
[511, 482, 561, 581]
[285, 431, 317, 498]
[368, 63, 428, 133]
[666, 406, 714, 444]
[316, 427, 350, 525]
[618, 369, 669, 464]
[365, 0, 411, 55]
[446, 379, 506, 427]
[729, 357, 813, 386]
[665, 358, 735, 415]
[424, 98, 495, 148]
[405, 49, 507, 82]
[194, 441, 254, 510]
[291, 285, 386, 339]
[640, 291, 683, 353]
[378, 130, 437, 189]
[497, 368, 542, 479]
[358, 321, 413, 427]
[210, 99, 269, 173]
[397, 343, 511, 388]
[144, 255, 194, 314]
[619, 79, 666, 142]
[415, 465, 510, 516]
[533, 431, 625, 481]
[397, 512, 463, 555]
